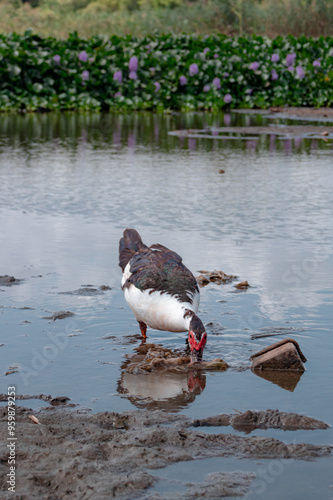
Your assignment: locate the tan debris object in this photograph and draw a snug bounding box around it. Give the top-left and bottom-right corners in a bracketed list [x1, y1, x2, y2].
[250, 338, 306, 372]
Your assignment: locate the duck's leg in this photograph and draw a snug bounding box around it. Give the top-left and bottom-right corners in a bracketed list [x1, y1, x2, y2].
[138, 321, 147, 339]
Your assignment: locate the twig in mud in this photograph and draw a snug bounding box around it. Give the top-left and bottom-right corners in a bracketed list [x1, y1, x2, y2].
[28, 415, 40, 425]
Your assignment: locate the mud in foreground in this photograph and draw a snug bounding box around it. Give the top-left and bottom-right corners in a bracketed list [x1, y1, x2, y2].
[0, 402, 331, 499]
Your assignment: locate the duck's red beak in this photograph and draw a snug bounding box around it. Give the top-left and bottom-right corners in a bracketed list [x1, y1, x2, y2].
[190, 348, 203, 363]
[188, 331, 207, 363]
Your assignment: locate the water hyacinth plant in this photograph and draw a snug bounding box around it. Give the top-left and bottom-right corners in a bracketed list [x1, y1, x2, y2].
[213, 77, 221, 89]
[296, 66, 305, 79]
[271, 69, 279, 81]
[81, 70, 89, 81]
[78, 50, 89, 62]
[189, 63, 199, 76]
[128, 56, 139, 73]
[113, 70, 122, 83]
[0, 31, 333, 112]
[179, 75, 188, 86]
[249, 61, 260, 71]
[286, 53, 297, 66]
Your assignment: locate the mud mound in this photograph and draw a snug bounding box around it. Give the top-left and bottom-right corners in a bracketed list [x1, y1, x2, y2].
[123, 343, 229, 374]
[0, 404, 331, 499]
[192, 409, 329, 433]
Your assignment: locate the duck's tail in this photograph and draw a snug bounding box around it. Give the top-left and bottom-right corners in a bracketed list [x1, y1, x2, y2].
[119, 229, 147, 271]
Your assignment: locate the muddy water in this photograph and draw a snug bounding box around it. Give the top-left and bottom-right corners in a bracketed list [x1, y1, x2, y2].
[0, 112, 333, 499]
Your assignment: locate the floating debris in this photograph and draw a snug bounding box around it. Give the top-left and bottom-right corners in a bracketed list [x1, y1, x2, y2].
[205, 321, 225, 335]
[234, 280, 250, 289]
[196, 270, 237, 287]
[251, 326, 305, 340]
[43, 311, 75, 321]
[250, 338, 307, 373]
[0, 275, 22, 286]
[196, 274, 210, 286]
[100, 285, 112, 291]
[5, 364, 19, 376]
[50, 396, 70, 406]
[59, 285, 110, 296]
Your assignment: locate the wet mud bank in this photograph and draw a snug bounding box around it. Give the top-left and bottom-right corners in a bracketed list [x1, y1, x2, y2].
[0, 400, 331, 499]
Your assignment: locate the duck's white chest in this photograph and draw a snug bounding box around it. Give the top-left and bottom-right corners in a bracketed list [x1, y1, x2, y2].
[123, 284, 199, 333]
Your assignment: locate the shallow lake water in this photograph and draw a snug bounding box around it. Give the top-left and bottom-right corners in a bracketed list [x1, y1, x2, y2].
[1, 111, 333, 499]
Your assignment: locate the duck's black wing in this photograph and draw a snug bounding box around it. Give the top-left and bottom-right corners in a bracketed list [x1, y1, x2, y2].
[123, 243, 199, 304]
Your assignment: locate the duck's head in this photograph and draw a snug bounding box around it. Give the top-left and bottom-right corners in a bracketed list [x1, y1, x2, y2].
[188, 315, 207, 363]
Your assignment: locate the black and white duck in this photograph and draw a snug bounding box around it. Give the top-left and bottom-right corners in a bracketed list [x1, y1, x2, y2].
[119, 229, 207, 362]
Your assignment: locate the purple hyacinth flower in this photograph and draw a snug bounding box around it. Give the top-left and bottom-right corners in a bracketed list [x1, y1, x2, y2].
[287, 65, 294, 72]
[78, 51, 88, 62]
[113, 70, 122, 83]
[114, 92, 122, 98]
[313, 60, 321, 67]
[296, 65, 305, 79]
[224, 93, 232, 104]
[81, 70, 89, 81]
[128, 56, 139, 73]
[129, 71, 137, 80]
[203, 84, 210, 92]
[224, 113, 231, 126]
[249, 61, 259, 71]
[53, 54, 61, 63]
[286, 53, 296, 66]
[223, 72, 230, 78]
[179, 75, 187, 86]
[214, 53, 219, 58]
[154, 81, 161, 92]
[271, 69, 279, 81]
[189, 63, 199, 76]
[271, 53, 280, 63]
[212, 77, 221, 89]
[203, 47, 210, 54]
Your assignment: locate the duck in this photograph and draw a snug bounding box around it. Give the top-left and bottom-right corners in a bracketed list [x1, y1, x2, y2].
[119, 229, 207, 362]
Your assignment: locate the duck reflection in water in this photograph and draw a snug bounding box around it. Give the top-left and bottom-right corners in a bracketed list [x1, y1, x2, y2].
[117, 343, 206, 411]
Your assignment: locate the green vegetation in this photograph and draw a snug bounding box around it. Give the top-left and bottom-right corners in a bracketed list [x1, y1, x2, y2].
[1, 0, 333, 38]
[0, 31, 332, 112]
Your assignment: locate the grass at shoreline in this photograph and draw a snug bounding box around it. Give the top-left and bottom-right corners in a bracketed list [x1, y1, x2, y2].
[1, 1, 333, 39]
[1, 2, 231, 38]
